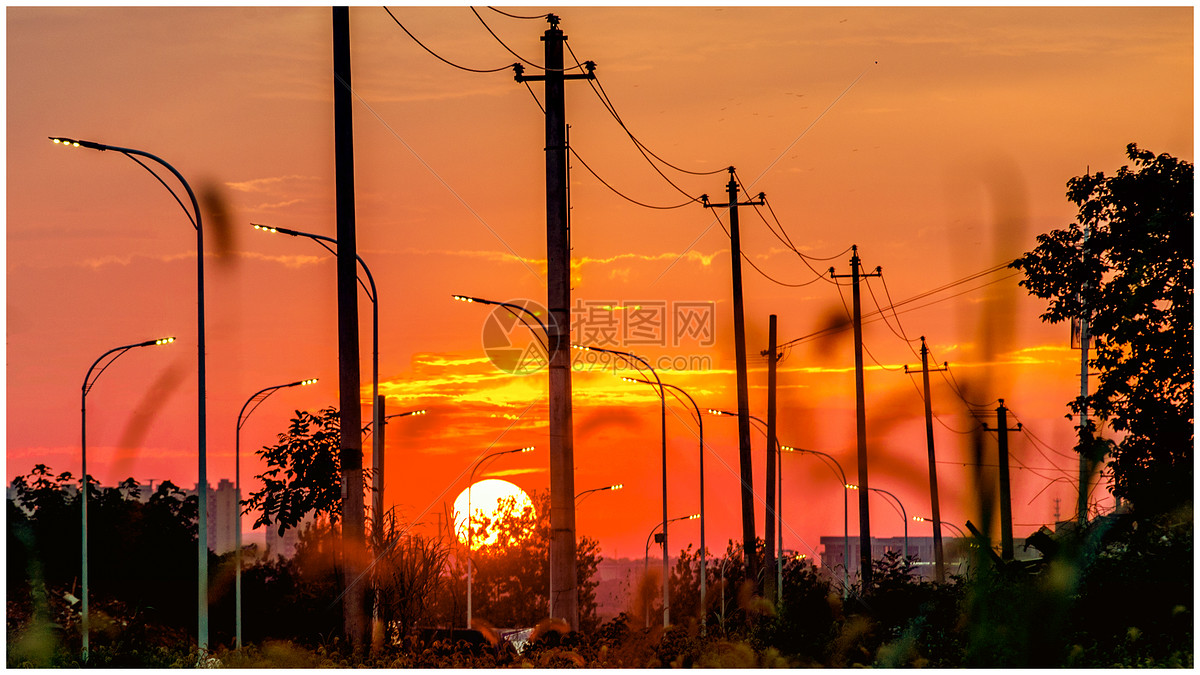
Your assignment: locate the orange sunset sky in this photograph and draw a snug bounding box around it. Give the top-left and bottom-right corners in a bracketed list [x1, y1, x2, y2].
[6, 5, 1193, 561]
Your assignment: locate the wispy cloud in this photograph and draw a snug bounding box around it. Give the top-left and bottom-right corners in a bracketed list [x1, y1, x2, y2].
[224, 174, 316, 193]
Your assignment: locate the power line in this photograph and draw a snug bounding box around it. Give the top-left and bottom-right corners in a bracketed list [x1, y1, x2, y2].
[568, 146, 696, 210]
[383, 7, 516, 74]
[712, 208, 829, 287]
[776, 261, 1019, 351]
[470, 7, 590, 73]
[737, 182, 846, 286]
[569, 42, 727, 178]
[487, 6, 550, 21]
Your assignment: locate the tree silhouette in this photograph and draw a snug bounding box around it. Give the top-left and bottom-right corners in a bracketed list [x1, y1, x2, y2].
[243, 406, 372, 535]
[1012, 143, 1193, 514]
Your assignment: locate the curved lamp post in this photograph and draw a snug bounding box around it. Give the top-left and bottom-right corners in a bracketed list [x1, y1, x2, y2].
[466, 445, 535, 628]
[575, 483, 623, 506]
[848, 484, 907, 560]
[80, 336, 175, 660]
[626, 376, 709, 634]
[914, 515, 965, 538]
[451, 294, 550, 354]
[362, 409, 428, 439]
[52, 135, 211, 652]
[781, 445, 850, 597]
[708, 408, 784, 605]
[914, 516, 966, 575]
[575, 344, 671, 626]
[642, 514, 699, 628]
[234, 377, 317, 649]
[253, 224, 384, 524]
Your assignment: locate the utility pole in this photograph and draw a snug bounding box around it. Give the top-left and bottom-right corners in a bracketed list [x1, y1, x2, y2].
[332, 6, 367, 650]
[702, 170, 766, 589]
[513, 14, 594, 630]
[765, 314, 778, 604]
[831, 246, 881, 587]
[1076, 216, 1092, 525]
[982, 399, 1021, 561]
[373, 395, 386, 537]
[904, 337, 948, 582]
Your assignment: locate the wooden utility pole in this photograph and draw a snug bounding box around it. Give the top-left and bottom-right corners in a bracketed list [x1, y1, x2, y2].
[702, 170, 765, 588]
[983, 399, 1021, 561]
[905, 338, 948, 582]
[831, 246, 881, 587]
[513, 15, 593, 630]
[1076, 218, 1092, 525]
[765, 314, 779, 604]
[333, 6, 367, 649]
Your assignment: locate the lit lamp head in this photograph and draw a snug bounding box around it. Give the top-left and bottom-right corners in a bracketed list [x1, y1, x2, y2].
[252, 223, 278, 234]
[299, 378, 318, 386]
[845, 484, 859, 490]
[611, 484, 624, 491]
[154, 336, 176, 346]
[49, 136, 106, 151]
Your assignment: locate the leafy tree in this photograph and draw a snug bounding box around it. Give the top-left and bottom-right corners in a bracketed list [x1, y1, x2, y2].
[1012, 143, 1193, 514]
[243, 406, 372, 535]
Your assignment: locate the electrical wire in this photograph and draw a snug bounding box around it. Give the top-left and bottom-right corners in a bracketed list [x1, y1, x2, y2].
[568, 42, 727, 179]
[776, 261, 1019, 351]
[523, 81, 546, 114]
[384, 7, 516, 73]
[864, 276, 914, 344]
[737, 181, 843, 286]
[487, 6, 550, 21]
[903, 374, 977, 434]
[1009, 411, 1082, 462]
[712, 208, 829, 287]
[568, 147, 697, 210]
[470, 7, 589, 73]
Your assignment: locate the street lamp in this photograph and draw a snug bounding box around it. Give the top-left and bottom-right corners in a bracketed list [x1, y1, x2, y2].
[52, 134, 211, 652]
[80, 336, 175, 661]
[253, 224, 384, 526]
[708, 408, 783, 605]
[642, 514, 699, 628]
[914, 515, 966, 538]
[466, 446, 535, 628]
[847, 484, 908, 560]
[913, 516, 967, 575]
[781, 445, 850, 597]
[451, 294, 549, 349]
[575, 343, 671, 626]
[362, 409, 428, 439]
[575, 484, 623, 505]
[234, 377, 317, 649]
[626, 376, 709, 635]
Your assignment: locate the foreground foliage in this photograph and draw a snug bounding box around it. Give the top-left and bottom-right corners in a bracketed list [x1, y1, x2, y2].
[8, 464, 1190, 667]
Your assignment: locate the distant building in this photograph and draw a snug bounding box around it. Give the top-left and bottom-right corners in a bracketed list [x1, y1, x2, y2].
[199, 478, 238, 555]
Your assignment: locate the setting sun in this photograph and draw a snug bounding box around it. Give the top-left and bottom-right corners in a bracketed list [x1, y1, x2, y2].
[452, 479, 534, 547]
